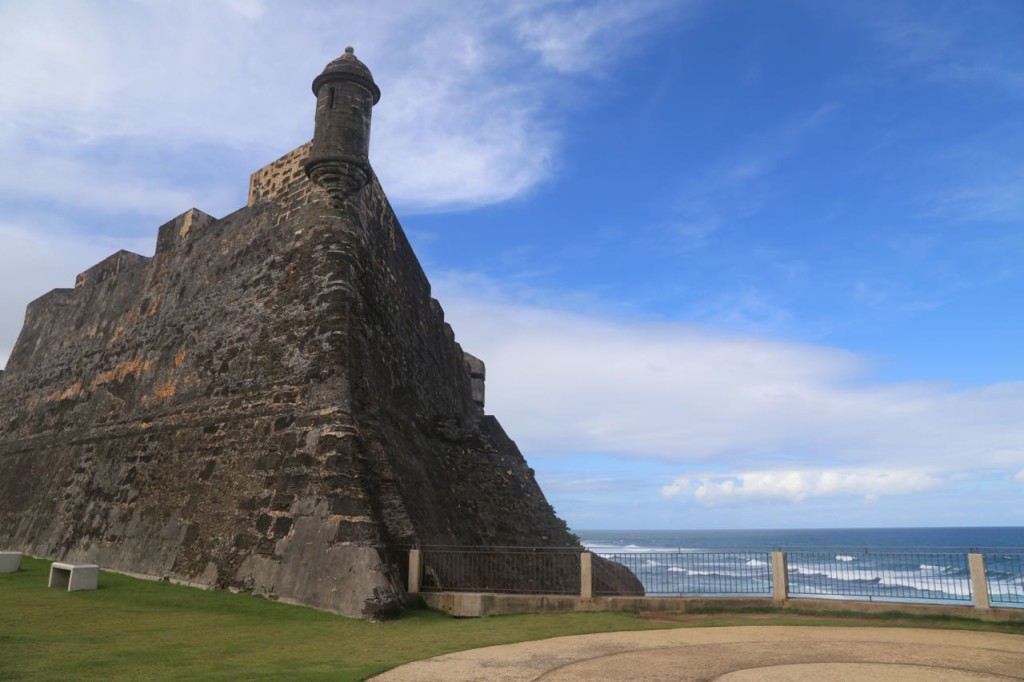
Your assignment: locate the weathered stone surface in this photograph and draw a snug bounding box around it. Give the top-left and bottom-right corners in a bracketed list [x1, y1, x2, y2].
[463, 353, 486, 410]
[593, 555, 646, 596]
[0, 48, 642, 619]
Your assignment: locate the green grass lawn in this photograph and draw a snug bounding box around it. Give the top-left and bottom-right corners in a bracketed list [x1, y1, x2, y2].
[2, 556, 1021, 680]
[1, 557, 678, 680]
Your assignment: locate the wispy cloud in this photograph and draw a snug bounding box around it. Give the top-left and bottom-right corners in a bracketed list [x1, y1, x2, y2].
[661, 469, 943, 506]
[688, 286, 793, 332]
[851, 279, 944, 314]
[0, 150, 231, 219]
[543, 476, 637, 495]
[435, 272, 1024, 482]
[926, 162, 1024, 224]
[514, 0, 682, 74]
[0, 1, 681, 214]
[670, 103, 837, 242]
[856, 2, 1024, 95]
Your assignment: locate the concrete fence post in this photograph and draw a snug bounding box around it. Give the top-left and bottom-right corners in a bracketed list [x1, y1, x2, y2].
[968, 553, 989, 610]
[771, 550, 788, 605]
[580, 551, 593, 599]
[408, 548, 421, 594]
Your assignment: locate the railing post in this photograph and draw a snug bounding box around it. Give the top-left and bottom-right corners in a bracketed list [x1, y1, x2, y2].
[408, 548, 421, 594]
[580, 551, 593, 598]
[771, 550, 788, 605]
[968, 553, 989, 610]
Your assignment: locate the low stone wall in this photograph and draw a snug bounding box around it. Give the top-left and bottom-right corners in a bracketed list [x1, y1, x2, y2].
[421, 591, 1024, 622]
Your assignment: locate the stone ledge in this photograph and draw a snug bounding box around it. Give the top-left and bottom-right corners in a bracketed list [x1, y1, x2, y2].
[420, 591, 1024, 622]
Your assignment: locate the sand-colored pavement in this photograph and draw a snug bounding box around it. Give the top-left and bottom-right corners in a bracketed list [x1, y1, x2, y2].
[373, 626, 1024, 681]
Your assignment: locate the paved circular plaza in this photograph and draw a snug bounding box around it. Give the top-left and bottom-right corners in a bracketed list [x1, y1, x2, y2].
[373, 625, 1024, 681]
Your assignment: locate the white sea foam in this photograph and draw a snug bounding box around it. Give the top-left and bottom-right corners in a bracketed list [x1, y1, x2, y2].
[788, 565, 828, 578]
[988, 579, 1024, 598]
[787, 563, 971, 597]
[746, 559, 768, 567]
[835, 554, 855, 562]
[667, 567, 685, 573]
[879, 574, 970, 597]
[584, 542, 659, 554]
[790, 565, 873, 582]
[586, 543, 701, 555]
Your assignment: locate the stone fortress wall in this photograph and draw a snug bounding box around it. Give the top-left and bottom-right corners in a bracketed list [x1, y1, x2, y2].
[0, 49, 646, 620]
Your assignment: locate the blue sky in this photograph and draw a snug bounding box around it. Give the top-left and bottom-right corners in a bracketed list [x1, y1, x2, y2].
[2, 1, 1023, 530]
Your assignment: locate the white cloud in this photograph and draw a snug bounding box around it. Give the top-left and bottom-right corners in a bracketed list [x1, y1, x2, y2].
[1015, 470, 1024, 482]
[435, 273, 1024, 478]
[514, 0, 679, 74]
[544, 476, 629, 495]
[0, 0, 680, 214]
[222, 0, 268, 21]
[0, 150, 228, 219]
[661, 469, 942, 506]
[0, 1, 298, 147]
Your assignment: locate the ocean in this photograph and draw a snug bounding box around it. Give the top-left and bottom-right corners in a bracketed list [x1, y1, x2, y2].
[579, 527, 1024, 552]
[578, 527, 1024, 604]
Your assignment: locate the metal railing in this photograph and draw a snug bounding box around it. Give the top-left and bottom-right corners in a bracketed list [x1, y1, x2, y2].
[410, 546, 1024, 610]
[785, 550, 971, 603]
[984, 552, 1024, 607]
[418, 546, 580, 595]
[593, 551, 772, 597]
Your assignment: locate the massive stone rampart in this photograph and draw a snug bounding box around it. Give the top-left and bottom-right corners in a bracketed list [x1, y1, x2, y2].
[0, 49, 641, 618]
[0, 142, 584, 617]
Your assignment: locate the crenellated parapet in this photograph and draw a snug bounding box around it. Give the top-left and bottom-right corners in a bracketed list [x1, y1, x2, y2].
[154, 207, 216, 256]
[248, 141, 316, 212]
[75, 250, 151, 290]
[23, 287, 75, 320]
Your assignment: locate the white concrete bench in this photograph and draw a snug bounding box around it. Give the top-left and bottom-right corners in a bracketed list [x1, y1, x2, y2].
[48, 562, 99, 591]
[0, 551, 21, 573]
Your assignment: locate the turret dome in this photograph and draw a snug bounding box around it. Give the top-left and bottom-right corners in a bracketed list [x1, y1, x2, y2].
[311, 47, 381, 104]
